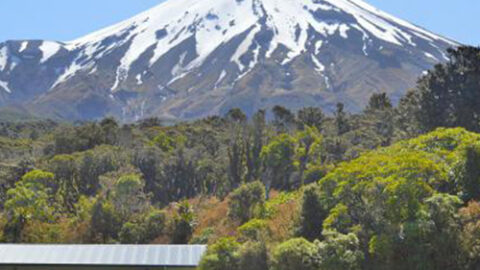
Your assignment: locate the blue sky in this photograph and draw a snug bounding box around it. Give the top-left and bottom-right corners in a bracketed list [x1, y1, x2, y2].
[0, 0, 478, 45]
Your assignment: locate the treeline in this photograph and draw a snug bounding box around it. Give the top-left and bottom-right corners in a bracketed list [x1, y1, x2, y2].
[0, 46, 478, 269]
[195, 46, 480, 270]
[199, 128, 480, 270]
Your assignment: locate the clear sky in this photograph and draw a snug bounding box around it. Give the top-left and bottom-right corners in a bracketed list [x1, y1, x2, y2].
[0, 0, 478, 45]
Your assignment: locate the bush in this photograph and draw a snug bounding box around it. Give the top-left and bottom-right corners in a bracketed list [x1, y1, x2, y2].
[457, 144, 480, 201]
[316, 231, 364, 270]
[298, 185, 327, 241]
[119, 222, 145, 244]
[172, 201, 196, 244]
[191, 227, 215, 244]
[271, 238, 318, 270]
[238, 241, 269, 270]
[144, 210, 166, 242]
[237, 219, 269, 241]
[228, 181, 265, 223]
[91, 199, 120, 243]
[199, 237, 240, 270]
[20, 170, 55, 190]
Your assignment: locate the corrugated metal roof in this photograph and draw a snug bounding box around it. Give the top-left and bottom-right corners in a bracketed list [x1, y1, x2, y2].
[0, 245, 207, 266]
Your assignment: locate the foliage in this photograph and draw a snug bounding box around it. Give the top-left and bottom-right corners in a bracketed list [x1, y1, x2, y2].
[228, 181, 265, 223]
[460, 201, 480, 269]
[172, 201, 196, 244]
[144, 209, 166, 242]
[271, 238, 318, 270]
[297, 107, 325, 131]
[150, 131, 185, 152]
[456, 143, 480, 201]
[3, 170, 57, 242]
[298, 185, 327, 241]
[316, 231, 364, 270]
[119, 222, 146, 244]
[261, 134, 296, 191]
[399, 46, 480, 132]
[112, 174, 149, 221]
[1, 47, 480, 268]
[191, 227, 215, 244]
[199, 237, 240, 270]
[238, 241, 269, 270]
[237, 219, 269, 241]
[90, 198, 120, 243]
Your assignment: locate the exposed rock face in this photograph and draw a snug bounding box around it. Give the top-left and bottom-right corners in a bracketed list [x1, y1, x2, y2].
[0, 0, 457, 121]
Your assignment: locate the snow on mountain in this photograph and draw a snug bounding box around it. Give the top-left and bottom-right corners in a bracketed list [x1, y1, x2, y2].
[0, 45, 8, 72]
[39, 41, 62, 63]
[0, 0, 458, 120]
[55, 0, 455, 91]
[0, 80, 11, 94]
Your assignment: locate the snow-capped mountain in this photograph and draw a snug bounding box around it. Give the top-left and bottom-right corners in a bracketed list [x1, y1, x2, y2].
[0, 0, 457, 121]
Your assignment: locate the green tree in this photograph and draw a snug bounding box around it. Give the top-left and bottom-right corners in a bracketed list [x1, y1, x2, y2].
[335, 103, 350, 136]
[90, 198, 120, 243]
[316, 231, 364, 270]
[132, 147, 162, 202]
[228, 181, 265, 223]
[226, 108, 247, 187]
[271, 238, 318, 270]
[77, 146, 119, 196]
[401, 46, 480, 132]
[3, 170, 56, 242]
[237, 219, 269, 241]
[457, 144, 480, 201]
[112, 174, 149, 221]
[272, 105, 296, 133]
[261, 134, 296, 191]
[363, 92, 395, 146]
[49, 154, 78, 211]
[225, 108, 247, 123]
[99, 117, 119, 145]
[295, 127, 323, 186]
[298, 185, 327, 241]
[151, 131, 185, 152]
[245, 110, 266, 182]
[19, 169, 55, 191]
[297, 107, 325, 131]
[365, 92, 392, 112]
[172, 201, 196, 244]
[199, 237, 240, 270]
[144, 210, 166, 242]
[238, 241, 269, 270]
[119, 222, 146, 244]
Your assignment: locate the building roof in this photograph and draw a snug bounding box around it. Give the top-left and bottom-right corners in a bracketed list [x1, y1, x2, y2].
[0, 244, 207, 267]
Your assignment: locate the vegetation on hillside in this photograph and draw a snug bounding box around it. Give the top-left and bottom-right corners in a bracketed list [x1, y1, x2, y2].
[0, 46, 479, 269]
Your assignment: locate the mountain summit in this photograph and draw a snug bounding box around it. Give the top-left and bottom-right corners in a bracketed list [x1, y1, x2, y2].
[0, 0, 457, 121]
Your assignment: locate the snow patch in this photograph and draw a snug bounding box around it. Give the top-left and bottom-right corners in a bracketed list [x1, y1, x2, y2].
[424, 52, 438, 61]
[19, 42, 28, 53]
[311, 54, 325, 73]
[0, 80, 11, 93]
[0, 46, 7, 72]
[136, 74, 143, 85]
[231, 25, 260, 71]
[339, 24, 350, 39]
[39, 41, 62, 63]
[215, 70, 227, 88]
[167, 71, 189, 85]
[314, 40, 323, 55]
[51, 60, 88, 89]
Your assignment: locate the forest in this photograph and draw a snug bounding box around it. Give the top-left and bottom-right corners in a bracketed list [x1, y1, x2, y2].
[0, 46, 479, 270]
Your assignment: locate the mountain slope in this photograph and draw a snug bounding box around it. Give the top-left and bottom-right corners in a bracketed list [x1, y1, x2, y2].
[0, 0, 457, 121]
